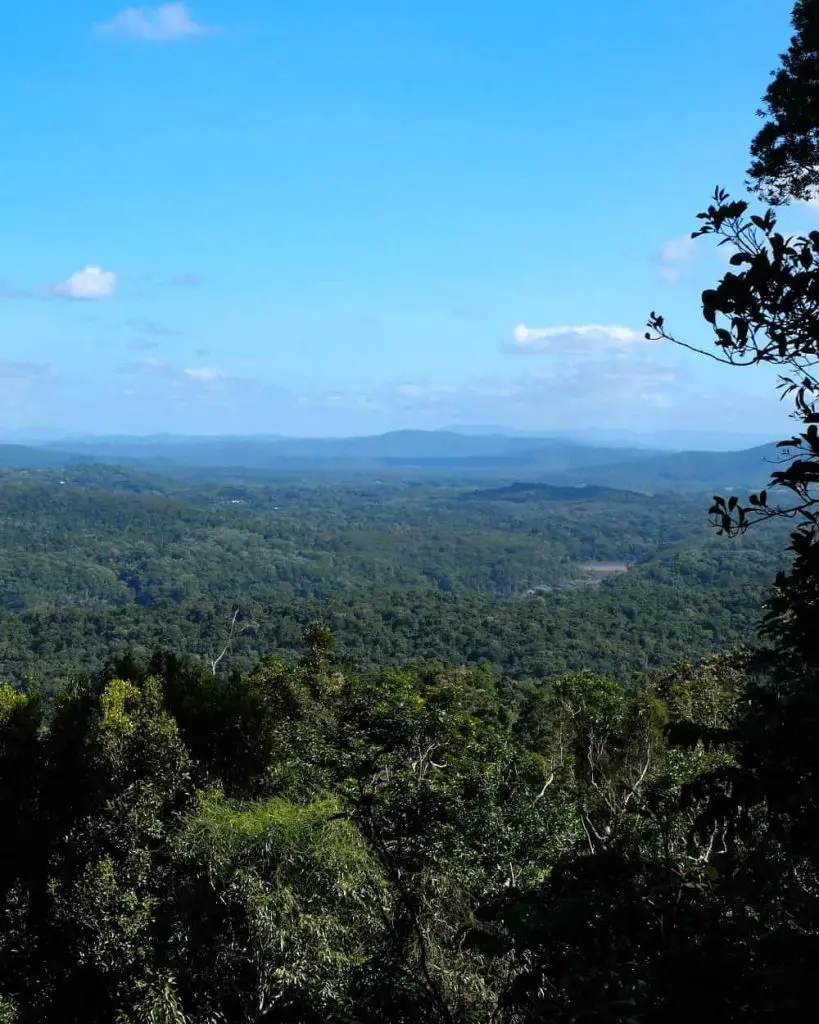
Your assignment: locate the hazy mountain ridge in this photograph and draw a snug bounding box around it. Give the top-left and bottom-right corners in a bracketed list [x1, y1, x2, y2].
[0, 431, 782, 493]
[42, 429, 653, 464]
[562, 443, 780, 493]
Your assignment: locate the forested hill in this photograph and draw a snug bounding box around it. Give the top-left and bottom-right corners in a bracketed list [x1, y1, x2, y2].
[576, 442, 780, 493]
[0, 464, 786, 690]
[464, 481, 641, 502]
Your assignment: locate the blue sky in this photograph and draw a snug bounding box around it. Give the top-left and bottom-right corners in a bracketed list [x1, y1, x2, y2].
[0, 0, 806, 438]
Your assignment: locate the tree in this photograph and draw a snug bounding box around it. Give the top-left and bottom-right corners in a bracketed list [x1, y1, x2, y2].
[748, 0, 819, 205]
[629, 7, 819, 1015]
[6, 675, 192, 1024]
[168, 792, 387, 1024]
[647, 192, 819, 536]
[644, 2, 819, 677]
[649, 3, 819, 538]
[515, 671, 666, 853]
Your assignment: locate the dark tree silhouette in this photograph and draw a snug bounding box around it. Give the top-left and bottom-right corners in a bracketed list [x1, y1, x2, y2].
[749, 0, 819, 204]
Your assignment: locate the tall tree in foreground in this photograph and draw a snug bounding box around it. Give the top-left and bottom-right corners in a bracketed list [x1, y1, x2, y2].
[651, 0, 819, 541]
[482, 3, 819, 1018]
[749, 0, 819, 204]
[642, 1, 819, 997]
[645, 1, 819, 679]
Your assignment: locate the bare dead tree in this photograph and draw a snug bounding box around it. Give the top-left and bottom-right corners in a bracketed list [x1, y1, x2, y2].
[209, 607, 256, 677]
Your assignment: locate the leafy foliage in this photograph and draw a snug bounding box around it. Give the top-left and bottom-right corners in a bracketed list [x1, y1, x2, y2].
[0, 470, 785, 691]
[0, 632, 773, 1023]
[748, 0, 819, 204]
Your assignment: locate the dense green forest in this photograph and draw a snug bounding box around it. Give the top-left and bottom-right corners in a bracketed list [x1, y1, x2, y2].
[0, 466, 786, 687]
[0, 639, 773, 1023]
[0, 458, 802, 1023]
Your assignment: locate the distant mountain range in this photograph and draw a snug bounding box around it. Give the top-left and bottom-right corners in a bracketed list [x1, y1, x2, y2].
[37, 431, 660, 470]
[439, 425, 781, 451]
[12, 424, 779, 451]
[558, 443, 781, 493]
[0, 429, 786, 493]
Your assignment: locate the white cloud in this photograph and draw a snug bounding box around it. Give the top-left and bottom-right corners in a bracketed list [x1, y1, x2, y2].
[346, 363, 681, 428]
[394, 383, 458, 400]
[55, 266, 117, 300]
[183, 366, 225, 382]
[121, 359, 228, 384]
[301, 392, 386, 412]
[656, 234, 698, 282]
[393, 382, 516, 403]
[508, 323, 646, 354]
[95, 4, 216, 41]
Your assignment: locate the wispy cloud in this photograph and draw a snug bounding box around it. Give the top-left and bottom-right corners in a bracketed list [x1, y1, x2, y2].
[300, 360, 678, 428]
[301, 364, 680, 433]
[121, 358, 227, 385]
[1, 268, 117, 302]
[391, 382, 516, 403]
[656, 234, 698, 282]
[55, 266, 117, 300]
[507, 323, 647, 355]
[95, 4, 218, 42]
[393, 383, 456, 400]
[183, 366, 225, 382]
[127, 338, 161, 351]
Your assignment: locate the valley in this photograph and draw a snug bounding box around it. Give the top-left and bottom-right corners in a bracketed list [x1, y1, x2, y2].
[0, 442, 787, 690]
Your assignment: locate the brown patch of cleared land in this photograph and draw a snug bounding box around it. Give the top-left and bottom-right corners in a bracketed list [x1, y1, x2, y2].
[580, 562, 630, 574]
[523, 562, 630, 597]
